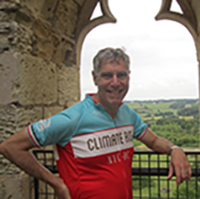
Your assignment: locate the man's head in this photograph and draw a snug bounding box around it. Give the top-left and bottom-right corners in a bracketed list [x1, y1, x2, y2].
[93, 47, 130, 75]
[92, 47, 130, 117]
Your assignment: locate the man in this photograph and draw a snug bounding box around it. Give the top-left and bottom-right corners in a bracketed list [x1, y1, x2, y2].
[0, 47, 191, 199]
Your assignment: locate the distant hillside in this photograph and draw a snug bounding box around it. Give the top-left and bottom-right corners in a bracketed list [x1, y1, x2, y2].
[125, 99, 199, 118]
[125, 99, 199, 148]
[124, 98, 198, 104]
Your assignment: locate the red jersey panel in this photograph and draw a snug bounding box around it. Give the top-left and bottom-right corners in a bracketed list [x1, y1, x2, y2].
[54, 125, 134, 199]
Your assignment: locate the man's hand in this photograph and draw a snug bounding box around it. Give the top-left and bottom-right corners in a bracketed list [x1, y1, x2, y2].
[0, 129, 72, 199]
[54, 178, 71, 199]
[141, 129, 192, 186]
[167, 148, 192, 186]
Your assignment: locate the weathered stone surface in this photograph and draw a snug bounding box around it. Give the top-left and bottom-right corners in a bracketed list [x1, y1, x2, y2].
[17, 53, 57, 105]
[0, 2, 19, 22]
[74, 0, 85, 7]
[54, 0, 78, 37]
[0, 104, 18, 139]
[57, 64, 80, 106]
[0, 104, 43, 140]
[0, 22, 10, 33]
[0, 21, 17, 47]
[0, 20, 18, 47]
[15, 105, 43, 130]
[32, 21, 75, 64]
[194, 0, 200, 62]
[20, 0, 47, 19]
[0, 51, 18, 105]
[53, 40, 74, 65]
[39, 0, 59, 20]
[32, 21, 56, 60]
[0, 173, 31, 199]
[16, 23, 33, 52]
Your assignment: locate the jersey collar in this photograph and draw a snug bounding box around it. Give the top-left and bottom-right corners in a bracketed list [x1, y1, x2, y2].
[86, 93, 123, 106]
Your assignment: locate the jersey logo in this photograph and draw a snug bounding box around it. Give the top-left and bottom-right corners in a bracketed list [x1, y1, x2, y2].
[71, 125, 133, 158]
[35, 118, 51, 131]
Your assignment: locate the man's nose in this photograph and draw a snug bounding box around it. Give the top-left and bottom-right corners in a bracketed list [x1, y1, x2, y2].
[111, 74, 120, 86]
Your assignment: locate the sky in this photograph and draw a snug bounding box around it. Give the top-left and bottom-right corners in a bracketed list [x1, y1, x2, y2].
[80, 0, 199, 101]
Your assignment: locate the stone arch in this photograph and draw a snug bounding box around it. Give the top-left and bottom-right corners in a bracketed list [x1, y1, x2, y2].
[155, 0, 200, 147]
[75, 0, 116, 67]
[0, 0, 200, 198]
[80, 0, 199, 101]
[155, 0, 199, 58]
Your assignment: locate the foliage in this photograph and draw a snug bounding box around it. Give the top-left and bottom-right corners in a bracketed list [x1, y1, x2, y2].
[126, 99, 200, 148]
[154, 111, 174, 117]
[149, 116, 199, 147]
[169, 99, 198, 109]
[177, 105, 199, 116]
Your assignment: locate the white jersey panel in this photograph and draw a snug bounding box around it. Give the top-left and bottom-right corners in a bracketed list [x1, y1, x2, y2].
[71, 125, 133, 158]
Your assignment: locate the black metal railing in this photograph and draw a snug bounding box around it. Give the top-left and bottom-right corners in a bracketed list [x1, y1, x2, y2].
[33, 150, 200, 199]
[132, 151, 200, 199]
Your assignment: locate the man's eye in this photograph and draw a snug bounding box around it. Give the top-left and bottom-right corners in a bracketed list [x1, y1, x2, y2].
[101, 73, 113, 79]
[117, 72, 128, 79]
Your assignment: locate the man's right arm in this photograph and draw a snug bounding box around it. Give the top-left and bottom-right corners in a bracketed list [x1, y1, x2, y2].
[0, 128, 71, 199]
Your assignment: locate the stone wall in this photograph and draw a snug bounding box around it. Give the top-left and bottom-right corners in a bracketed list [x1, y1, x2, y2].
[0, 0, 81, 198]
[0, 0, 117, 197]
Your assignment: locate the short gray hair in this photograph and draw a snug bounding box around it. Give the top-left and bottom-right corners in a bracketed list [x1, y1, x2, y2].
[93, 47, 130, 75]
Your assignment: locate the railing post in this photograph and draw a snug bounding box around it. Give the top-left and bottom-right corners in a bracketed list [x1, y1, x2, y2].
[34, 178, 39, 199]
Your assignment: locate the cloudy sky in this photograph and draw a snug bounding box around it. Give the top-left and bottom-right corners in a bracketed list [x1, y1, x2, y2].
[80, 0, 198, 101]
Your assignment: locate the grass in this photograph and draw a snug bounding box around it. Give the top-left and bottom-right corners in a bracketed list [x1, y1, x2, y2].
[132, 176, 200, 198]
[132, 176, 180, 198]
[127, 102, 178, 118]
[128, 102, 174, 111]
[132, 153, 169, 168]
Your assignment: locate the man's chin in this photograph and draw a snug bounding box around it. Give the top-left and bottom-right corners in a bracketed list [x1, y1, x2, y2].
[109, 99, 123, 106]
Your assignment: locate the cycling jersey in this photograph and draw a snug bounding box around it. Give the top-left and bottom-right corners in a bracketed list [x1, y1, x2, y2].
[27, 94, 148, 199]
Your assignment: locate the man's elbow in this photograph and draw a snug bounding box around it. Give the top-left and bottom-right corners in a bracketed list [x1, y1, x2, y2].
[0, 139, 14, 159]
[0, 142, 7, 158]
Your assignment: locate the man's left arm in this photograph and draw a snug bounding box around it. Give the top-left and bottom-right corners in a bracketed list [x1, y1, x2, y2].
[140, 129, 192, 186]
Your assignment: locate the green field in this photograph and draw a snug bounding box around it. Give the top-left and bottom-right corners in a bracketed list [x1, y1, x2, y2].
[126, 100, 198, 120]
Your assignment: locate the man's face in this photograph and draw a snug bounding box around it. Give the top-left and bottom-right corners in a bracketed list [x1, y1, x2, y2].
[93, 59, 130, 111]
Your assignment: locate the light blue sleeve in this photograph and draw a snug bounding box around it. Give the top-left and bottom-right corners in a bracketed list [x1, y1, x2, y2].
[27, 105, 82, 147]
[133, 111, 148, 139]
[127, 107, 148, 139]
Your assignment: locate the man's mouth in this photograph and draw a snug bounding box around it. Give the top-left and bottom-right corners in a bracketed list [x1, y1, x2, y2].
[107, 90, 123, 94]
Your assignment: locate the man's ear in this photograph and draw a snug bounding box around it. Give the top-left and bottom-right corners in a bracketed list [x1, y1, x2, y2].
[92, 71, 98, 86]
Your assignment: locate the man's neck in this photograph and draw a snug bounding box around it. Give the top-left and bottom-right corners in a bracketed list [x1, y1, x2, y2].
[92, 94, 119, 119]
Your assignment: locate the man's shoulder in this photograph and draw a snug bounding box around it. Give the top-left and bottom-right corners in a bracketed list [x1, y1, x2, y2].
[61, 96, 95, 116]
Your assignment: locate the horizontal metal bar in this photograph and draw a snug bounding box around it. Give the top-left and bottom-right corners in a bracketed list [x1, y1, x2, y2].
[132, 167, 200, 176]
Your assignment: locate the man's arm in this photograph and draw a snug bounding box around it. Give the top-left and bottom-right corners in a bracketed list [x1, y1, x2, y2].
[140, 129, 192, 186]
[0, 128, 71, 199]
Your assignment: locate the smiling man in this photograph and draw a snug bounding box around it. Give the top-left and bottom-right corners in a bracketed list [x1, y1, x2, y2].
[92, 50, 130, 118]
[0, 47, 191, 199]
